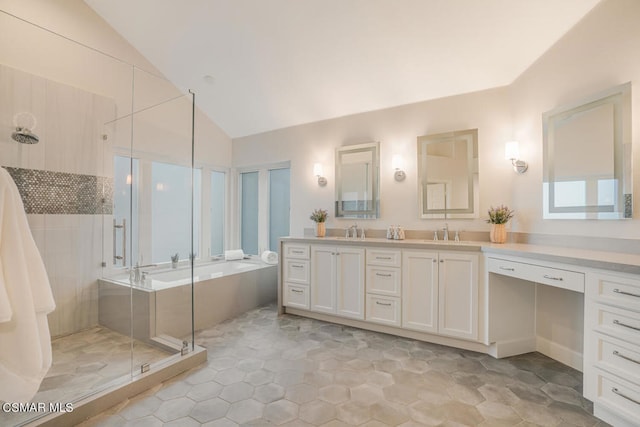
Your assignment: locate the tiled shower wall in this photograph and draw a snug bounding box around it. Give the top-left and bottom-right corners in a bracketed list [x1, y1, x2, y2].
[0, 64, 116, 337]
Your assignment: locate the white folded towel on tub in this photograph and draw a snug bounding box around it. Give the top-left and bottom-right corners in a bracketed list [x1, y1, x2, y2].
[261, 251, 278, 265]
[225, 249, 245, 261]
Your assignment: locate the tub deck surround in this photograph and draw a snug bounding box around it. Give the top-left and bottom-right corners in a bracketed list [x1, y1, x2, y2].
[99, 259, 278, 343]
[279, 235, 640, 427]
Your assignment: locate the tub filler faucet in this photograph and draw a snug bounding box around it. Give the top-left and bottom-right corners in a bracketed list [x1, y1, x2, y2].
[131, 262, 157, 284]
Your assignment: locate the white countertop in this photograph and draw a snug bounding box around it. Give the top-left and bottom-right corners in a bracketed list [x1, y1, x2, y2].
[281, 236, 640, 274]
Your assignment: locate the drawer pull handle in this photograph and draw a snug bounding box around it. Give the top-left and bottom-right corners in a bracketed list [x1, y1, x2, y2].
[613, 350, 640, 366]
[290, 289, 303, 294]
[613, 319, 640, 332]
[376, 273, 392, 278]
[613, 288, 640, 299]
[612, 387, 640, 406]
[376, 256, 392, 260]
[499, 266, 515, 271]
[291, 264, 304, 269]
[375, 301, 392, 307]
[292, 250, 304, 254]
[543, 274, 564, 281]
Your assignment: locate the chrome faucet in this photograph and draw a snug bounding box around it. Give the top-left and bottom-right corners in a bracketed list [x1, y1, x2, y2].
[350, 223, 359, 238]
[131, 262, 157, 284]
[443, 223, 449, 241]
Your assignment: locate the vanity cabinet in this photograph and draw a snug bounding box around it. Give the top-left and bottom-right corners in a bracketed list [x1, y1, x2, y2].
[366, 249, 402, 326]
[282, 243, 310, 309]
[584, 270, 640, 426]
[402, 250, 438, 333]
[402, 250, 478, 341]
[310, 245, 365, 320]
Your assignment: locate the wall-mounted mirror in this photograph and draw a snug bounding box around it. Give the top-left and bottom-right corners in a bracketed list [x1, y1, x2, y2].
[543, 82, 631, 219]
[418, 129, 479, 219]
[335, 142, 380, 218]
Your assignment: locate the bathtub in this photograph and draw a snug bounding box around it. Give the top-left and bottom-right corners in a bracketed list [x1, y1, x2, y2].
[98, 259, 277, 342]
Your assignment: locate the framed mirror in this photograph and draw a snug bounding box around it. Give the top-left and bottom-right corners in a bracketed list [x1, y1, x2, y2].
[335, 142, 380, 218]
[543, 82, 631, 219]
[417, 129, 479, 219]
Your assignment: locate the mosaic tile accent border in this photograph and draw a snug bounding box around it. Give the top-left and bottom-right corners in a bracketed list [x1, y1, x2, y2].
[2, 166, 113, 215]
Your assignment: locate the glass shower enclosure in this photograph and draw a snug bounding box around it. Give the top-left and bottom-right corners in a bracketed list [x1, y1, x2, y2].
[0, 9, 197, 425]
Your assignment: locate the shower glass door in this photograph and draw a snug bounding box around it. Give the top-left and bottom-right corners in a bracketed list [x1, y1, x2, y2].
[0, 9, 135, 425]
[0, 8, 196, 425]
[127, 66, 196, 372]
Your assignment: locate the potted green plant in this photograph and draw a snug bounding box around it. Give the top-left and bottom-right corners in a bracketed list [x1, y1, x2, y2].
[310, 208, 328, 237]
[171, 253, 179, 268]
[487, 205, 514, 243]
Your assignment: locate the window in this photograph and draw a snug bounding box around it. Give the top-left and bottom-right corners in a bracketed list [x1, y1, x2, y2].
[151, 161, 201, 263]
[269, 168, 290, 252]
[240, 171, 259, 255]
[210, 170, 226, 255]
[239, 164, 290, 255]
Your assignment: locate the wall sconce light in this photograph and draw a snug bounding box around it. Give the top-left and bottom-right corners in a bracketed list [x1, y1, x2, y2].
[392, 154, 406, 181]
[505, 141, 528, 174]
[313, 163, 327, 186]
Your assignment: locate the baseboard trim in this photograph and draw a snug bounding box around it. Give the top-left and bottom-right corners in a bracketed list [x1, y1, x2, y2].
[536, 336, 583, 372]
[488, 336, 537, 359]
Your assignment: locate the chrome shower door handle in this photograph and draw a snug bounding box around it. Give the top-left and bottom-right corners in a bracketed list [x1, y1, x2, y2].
[113, 218, 127, 266]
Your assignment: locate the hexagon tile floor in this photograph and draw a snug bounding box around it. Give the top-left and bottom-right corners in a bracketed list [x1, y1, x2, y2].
[81, 304, 608, 426]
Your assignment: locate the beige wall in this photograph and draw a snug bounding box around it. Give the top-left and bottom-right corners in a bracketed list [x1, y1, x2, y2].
[234, 0, 640, 242]
[0, 0, 232, 164]
[509, 0, 640, 239]
[233, 87, 512, 237]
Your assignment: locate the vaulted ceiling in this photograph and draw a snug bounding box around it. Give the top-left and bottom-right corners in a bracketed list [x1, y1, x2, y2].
[85, 0, 601, 138]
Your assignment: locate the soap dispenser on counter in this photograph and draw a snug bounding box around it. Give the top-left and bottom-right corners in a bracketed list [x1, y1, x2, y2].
[393, 226, 405, 240]
[386, 225, 395, 239]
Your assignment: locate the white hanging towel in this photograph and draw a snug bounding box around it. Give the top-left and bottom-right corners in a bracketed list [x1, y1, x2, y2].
[0, 167, 55, 402]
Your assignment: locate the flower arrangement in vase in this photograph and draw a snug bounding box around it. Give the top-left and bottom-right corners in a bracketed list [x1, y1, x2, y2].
[486, 205, 514, 243]
[310, 209, 328, 237]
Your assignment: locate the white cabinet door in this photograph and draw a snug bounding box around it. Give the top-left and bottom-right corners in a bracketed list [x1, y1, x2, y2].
[311, 245, 336, 314]
[402, 250, 438, 333]
[438, 252, 478, 340]
[336, 247, 365, 319]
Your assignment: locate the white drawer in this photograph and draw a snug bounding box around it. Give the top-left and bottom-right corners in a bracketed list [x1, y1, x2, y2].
[366, 266, 401, 297]
[283, 259, 310, 285]
[366, 294, 401, 327]
[592, 303, 640, 344]
[593, 369, 640, 424]
[367, 249, 401, 267]
[588, 272, 640, 311]
[593, 333, 640, 386]
[488, 257, 584, 293]
[283, 283, 309, 309]
[284, 244, 310, 259]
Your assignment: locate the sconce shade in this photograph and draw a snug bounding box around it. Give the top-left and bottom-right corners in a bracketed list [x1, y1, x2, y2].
[505, 141, 528, 173]
[505, 141, 520, 160]
[392, 155, 406, 181]
[392, 154, 403, 170]
[313, 162, 327, 186]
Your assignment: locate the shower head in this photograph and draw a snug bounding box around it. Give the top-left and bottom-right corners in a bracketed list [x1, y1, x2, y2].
[12, 127, 39, 144]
